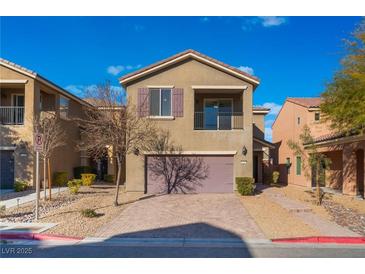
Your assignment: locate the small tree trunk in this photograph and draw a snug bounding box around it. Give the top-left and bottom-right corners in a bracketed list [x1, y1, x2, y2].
[114, 155, 122, 206]
[48, 158, 52, 201]
[43, 157, 47, 200]
[316, 161, 321, 205]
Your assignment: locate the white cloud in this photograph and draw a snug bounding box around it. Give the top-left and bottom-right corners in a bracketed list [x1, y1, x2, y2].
[107, 64, 142, 76]
[237, 66, 254, 75]
[261, 102, 282, 116]
[242, 16, 286, 31]
[265, 127, 273, 142]
[259, 16, 286, 27]
[200, 17, 210, 23]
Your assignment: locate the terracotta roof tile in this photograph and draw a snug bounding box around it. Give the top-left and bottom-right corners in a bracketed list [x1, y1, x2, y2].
[119, 49, 260, 85]
[287, 97, 322, 108]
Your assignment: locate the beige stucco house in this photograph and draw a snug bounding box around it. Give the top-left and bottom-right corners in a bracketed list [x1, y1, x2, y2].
[0, 58, 91, 189]
[272, 97, 364, 197]
[119, 49, 273, 194]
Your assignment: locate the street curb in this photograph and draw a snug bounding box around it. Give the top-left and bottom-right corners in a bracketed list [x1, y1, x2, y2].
[272, 236, 365, 244]
[0, 232, 83, 242]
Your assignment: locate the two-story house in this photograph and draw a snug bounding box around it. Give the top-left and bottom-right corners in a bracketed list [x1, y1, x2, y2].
[119, 50, 274, 194]
[272, 97, 364, 198]
[0, 58, 91, 189]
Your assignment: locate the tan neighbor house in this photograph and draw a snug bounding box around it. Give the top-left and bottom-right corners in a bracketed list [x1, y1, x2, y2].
[272, 97, 365, 198]
[119, 49, 274, 194]
[0, 58, 91, 189]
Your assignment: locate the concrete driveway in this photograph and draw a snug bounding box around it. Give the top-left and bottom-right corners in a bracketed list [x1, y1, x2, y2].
[95, 194, 265, 240]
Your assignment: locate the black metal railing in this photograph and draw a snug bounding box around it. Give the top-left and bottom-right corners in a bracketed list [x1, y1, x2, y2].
[194, 112, 243, 130]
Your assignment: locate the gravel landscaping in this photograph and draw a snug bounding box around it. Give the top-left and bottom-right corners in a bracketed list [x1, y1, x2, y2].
[269, 185, 365, 236]
[0, 184, 144, 237]
[239, 194, 320, 239]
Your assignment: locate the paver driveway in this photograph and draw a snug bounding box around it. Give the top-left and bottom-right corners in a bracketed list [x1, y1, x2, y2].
[95, 194, 265, 240]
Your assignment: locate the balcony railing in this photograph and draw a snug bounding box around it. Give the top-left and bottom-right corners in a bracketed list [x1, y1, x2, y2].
[194, 112, 243, 130]
[0, 107, 25, 125]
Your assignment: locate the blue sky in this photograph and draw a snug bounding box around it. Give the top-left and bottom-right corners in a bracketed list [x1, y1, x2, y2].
[0, 16, 362, 140]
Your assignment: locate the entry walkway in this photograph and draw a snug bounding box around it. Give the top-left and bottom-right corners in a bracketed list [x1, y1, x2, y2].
[259, 185, 360, 237]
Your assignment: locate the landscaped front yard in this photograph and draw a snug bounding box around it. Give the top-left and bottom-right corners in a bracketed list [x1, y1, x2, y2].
[0, 184, 143, 237]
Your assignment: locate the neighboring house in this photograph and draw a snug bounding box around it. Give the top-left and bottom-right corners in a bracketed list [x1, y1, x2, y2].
[272, 97, 364, 197]
[119, 49, 274, 194]
[0, 58, 91, 189]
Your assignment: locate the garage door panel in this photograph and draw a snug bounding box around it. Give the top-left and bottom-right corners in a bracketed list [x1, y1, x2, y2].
[147, 155, 233, 194]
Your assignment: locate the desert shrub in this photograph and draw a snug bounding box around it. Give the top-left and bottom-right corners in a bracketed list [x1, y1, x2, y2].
[81, 173, 97, 186]
[67, 179, 82, 194]
[81, 208, 98, 218]
[236, 177, 255, 196]
[103, 174, 114, 183]
[73, 166, 93, 179]
[14, 180, 28, 192]
[53, 172, 68, 187]
[272, 171, 280, 185]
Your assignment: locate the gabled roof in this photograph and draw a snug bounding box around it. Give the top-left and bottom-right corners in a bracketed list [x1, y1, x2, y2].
[0, 57, 92, 107]
[287, 97, 322, 108]
[304, 130, 365, 147]
[119, 49, 260, 87]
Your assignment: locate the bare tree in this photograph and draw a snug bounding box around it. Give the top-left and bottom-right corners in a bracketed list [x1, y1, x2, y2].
[34, 113, 67, 200]
[78, 82, 157, 205]
[148, 131, 209, 194]
[287, 125, 331, 205]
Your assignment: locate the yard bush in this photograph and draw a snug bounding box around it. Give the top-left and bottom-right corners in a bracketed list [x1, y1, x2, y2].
[103, 174, 114, 183]
[236, 177, 255, 196]
[272, 171, 280, 185]
[0, 205, 6, 217]
[67, 179, 82, 194]
[14, 180, 28, 192]
[81, 208, 99, 218]
[53, 172, 68, 187]
[81, 173, 97, 186]
[73, 166, 93, 179]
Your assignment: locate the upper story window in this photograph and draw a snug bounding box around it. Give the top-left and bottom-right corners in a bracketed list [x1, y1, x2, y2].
[314, 112, 320, 121]
[149, 88, 171, 116]
[297, 117, 301, 125]
[59, 96, 70, 119]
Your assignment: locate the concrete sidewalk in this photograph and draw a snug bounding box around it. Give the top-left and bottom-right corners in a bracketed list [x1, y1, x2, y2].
[260, 186, 360, 237]
[0, 187, 68, 209]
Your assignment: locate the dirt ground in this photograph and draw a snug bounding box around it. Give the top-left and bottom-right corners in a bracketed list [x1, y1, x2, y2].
[1, 184, 143, 238]
[239, 194, 320, 239]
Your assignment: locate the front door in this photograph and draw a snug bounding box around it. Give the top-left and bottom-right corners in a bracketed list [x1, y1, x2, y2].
[0, 150, 15, 189]
[204, 99, 232, 130]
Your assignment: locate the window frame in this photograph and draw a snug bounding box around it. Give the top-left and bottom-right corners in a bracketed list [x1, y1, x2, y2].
[59, 95, 70, 119]
[296, 156, 302, 175]
[149, 88, 172, 117]
[314, 112, 320, 121]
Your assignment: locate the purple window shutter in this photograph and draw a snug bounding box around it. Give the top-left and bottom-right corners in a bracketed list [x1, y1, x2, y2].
[137, 88, 149, 117]
[172, 88, 184, 117]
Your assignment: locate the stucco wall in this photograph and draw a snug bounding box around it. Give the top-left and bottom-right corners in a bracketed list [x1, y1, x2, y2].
[1, 65, 85, 186]
[124, 58, 254, 192]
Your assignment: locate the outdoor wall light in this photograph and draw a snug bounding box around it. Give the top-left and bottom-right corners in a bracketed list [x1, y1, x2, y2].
[285, 157, 292, 168]
[18, 141, 28, 157]
[242, 145, 248, 156]
[133, 148, 140, 156]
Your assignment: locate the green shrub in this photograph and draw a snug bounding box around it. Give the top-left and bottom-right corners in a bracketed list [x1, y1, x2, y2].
[236, 177, 255, 196]
[81, 173, 97, 186]
[53, 172, 68, 187]
[67, 179, 82, 194]
[272, 171, 280, 185]
[81, 208, 99, 218]
[73, 166, 93, 179]
[0, 205, 6, 217]
[14, 180, 28, 192]
[103, 174, 114, 183]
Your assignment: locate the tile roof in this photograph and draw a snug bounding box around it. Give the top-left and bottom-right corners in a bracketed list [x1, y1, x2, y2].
[253, 106, 270, 111]
[119, 49, 260, 85]
[287, 97, 322, 108]
[0, 58, 37, 77]
[307, 129, 364, 144]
